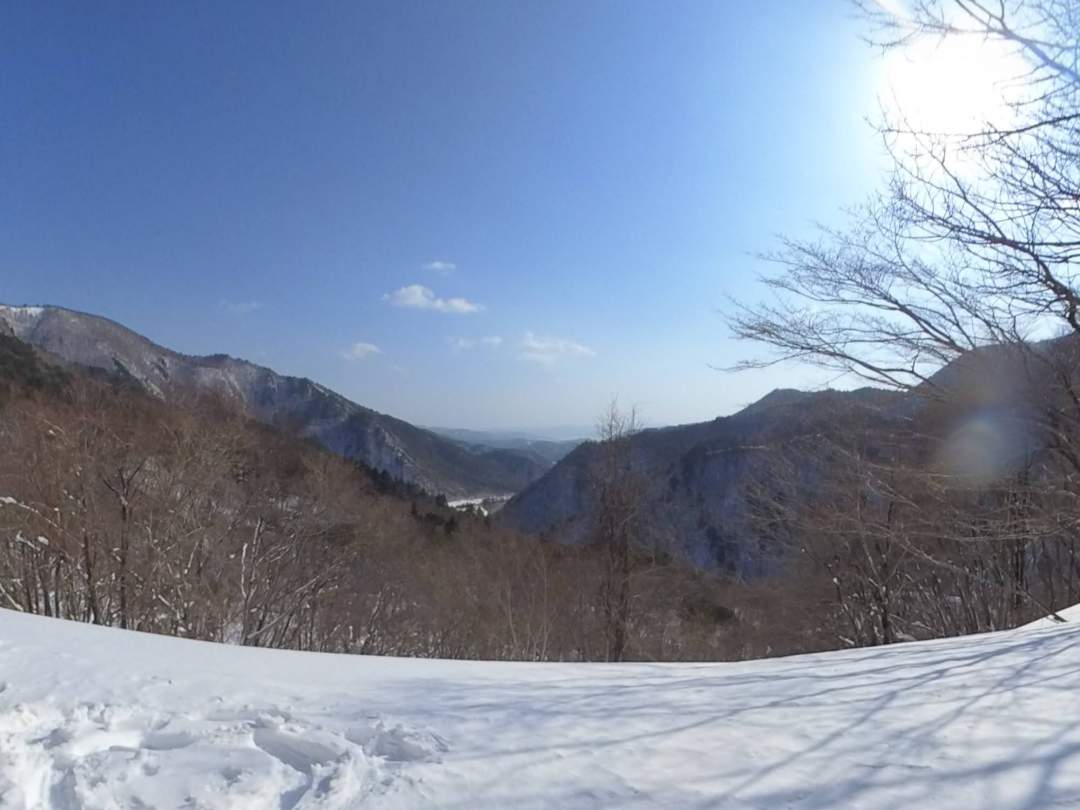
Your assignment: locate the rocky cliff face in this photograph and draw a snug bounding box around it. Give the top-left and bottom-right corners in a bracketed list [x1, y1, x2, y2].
[0, 304, 547, 498]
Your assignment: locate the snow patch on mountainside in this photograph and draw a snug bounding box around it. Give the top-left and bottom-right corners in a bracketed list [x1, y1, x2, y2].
[2, 609, 1080, 808]
[0, 305, 45, 336]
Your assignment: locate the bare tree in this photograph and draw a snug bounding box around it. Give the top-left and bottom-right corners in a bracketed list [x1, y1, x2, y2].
[589, 402, 650, 661]
[726, 0, 1080, 633]
[731, 0, 1079, 391]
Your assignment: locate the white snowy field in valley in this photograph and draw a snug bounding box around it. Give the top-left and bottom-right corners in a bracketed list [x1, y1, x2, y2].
[2, 610, 1080, 809]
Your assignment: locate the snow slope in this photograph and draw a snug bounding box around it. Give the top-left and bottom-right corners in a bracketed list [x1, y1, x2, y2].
[1021, 602, 1080, 630]
[1, 610, 1079, 809]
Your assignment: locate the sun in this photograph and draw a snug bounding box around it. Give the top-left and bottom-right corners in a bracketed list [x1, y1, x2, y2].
[882, 33, 1029, 135]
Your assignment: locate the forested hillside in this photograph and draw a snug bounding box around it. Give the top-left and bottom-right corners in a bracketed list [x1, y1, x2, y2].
[0, 335, 820, 661]
[504, 340, 1080, 645]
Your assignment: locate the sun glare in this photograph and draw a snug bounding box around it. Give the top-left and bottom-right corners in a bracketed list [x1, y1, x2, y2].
[883, 34, 1028, 135]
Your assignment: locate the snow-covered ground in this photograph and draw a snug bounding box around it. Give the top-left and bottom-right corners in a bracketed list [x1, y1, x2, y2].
[1, 610, 1079, 809]
[1021, 602, 1080, 630]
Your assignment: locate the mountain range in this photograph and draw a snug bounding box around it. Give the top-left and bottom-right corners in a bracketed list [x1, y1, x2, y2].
[0, 304, 553, 498]
[499, 340, 1047, 573]
[498, 387, 914, 573]
[427, 427, 583, 466]
[6, 302, 1029, 577]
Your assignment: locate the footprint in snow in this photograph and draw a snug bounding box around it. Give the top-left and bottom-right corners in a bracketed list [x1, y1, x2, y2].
[345, 722, 449, 763]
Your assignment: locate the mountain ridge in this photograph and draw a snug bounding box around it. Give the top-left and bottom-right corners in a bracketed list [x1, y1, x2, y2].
[499, 385, 912, 571]
[0, 303, 548, 498]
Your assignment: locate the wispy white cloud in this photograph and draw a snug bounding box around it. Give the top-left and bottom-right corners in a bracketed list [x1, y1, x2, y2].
[385, 284, 483, 314]
[342, 341, 382, 361]
[520, 332, 595, 365]
[220, 300, 262, 316]
[423, 260, 457, 276]
[449, 335, 503, 352]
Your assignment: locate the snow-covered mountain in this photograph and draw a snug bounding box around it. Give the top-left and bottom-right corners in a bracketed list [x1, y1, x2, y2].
[1, 608, 1077, 808]
[0, 304, 547, 498]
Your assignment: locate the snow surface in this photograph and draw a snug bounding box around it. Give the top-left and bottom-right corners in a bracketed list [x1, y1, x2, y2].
[1, 610, 1079, 809]
[0, 305, 45, 337]
[1020, 603, 1080, 629]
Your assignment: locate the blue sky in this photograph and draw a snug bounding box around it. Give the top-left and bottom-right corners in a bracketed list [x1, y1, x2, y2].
[1, 1, 888, 432]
